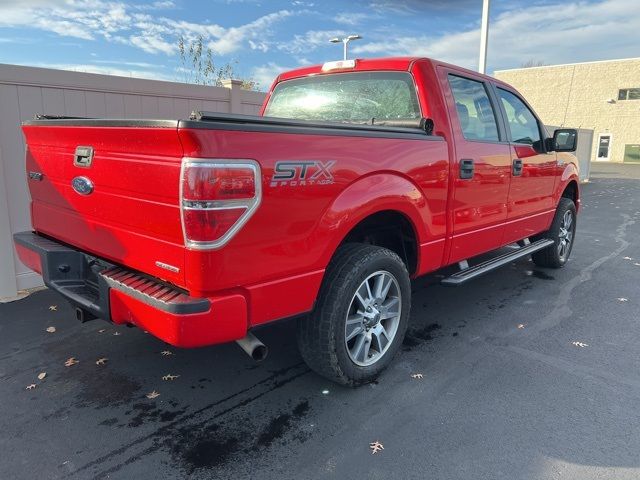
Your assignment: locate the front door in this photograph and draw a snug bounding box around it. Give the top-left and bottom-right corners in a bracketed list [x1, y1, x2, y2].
[597, 134, 612, 161]
[441, 71, 512, 263]
[495, 87, 558, 243]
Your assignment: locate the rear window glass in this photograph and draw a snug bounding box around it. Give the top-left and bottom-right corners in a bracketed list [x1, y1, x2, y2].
[264, 71, 421, 123]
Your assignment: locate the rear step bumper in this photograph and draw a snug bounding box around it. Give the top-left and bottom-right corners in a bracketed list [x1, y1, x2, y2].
[440, 239, 555, 286]
[13, 232, 247, 347]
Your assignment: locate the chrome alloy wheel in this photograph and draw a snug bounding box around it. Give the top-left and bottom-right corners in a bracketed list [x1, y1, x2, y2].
[558, 210, 574, 261]
[344, 270, 401, 367]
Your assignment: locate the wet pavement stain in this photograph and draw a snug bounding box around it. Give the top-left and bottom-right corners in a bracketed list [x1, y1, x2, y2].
[123, 403, 188, 428]
[178, 424, 239, 472]
[256, 400, 310, 448]
[403, 323, 442, 350]
[75, 370, 142, 410]
[170, 399, 311, 474]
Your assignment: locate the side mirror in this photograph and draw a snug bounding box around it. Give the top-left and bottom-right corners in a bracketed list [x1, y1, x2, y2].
[547, 128, 577, 152]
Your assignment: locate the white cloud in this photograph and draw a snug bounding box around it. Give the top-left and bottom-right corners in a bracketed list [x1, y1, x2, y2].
[207, 10, 293, 55]
[333, 12, 374, 26]
[0, 1, 294, 57]
[352, 0, 640, 71]
[278, 29, 346, 54]
[94, 60, 158, 68]
[129, 33, 176, 55]
[145, 0, 176, 9]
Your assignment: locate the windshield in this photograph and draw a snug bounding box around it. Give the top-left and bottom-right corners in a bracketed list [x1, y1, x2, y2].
[264, 71, 421, 123]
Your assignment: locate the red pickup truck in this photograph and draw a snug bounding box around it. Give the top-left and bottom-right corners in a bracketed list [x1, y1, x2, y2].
[14, 57, 579, 385]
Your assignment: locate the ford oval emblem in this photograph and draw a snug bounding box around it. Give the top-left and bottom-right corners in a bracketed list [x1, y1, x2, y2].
[72, 176, 94, 195]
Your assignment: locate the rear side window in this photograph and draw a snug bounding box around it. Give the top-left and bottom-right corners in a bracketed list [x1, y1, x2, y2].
[264, 71, 421, 122]
[448, 75, 500, 142]
[497, 88, 542, 147]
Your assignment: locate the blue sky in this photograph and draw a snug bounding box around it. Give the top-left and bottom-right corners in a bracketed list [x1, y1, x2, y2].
[0, 0, 638, 90]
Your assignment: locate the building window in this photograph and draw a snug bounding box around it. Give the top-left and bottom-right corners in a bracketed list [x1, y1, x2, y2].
[618, 88, 640, 100]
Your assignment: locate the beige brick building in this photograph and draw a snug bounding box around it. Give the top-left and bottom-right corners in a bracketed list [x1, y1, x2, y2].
[495, 58, 640, 164]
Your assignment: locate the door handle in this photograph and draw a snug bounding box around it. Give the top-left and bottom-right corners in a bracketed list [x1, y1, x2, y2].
[512, 158, 523, 176]
[460, 159, 474, 179]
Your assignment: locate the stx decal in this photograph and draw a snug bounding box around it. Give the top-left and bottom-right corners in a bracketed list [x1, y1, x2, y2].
[271, 160, 336, 187]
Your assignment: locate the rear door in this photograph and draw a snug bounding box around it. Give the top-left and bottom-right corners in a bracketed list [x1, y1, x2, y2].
[439, 69, 512, 263]
[493, 87, 557, 243]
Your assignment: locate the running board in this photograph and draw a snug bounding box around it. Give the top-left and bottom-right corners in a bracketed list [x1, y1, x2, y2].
[441, 239, 554, 286]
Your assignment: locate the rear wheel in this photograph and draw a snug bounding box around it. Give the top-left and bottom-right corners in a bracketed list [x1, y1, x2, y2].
[532, 197, 577, 268]
[297, 244, 411, 386]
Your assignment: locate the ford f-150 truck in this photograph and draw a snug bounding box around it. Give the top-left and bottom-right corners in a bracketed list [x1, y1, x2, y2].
[14, 57, 579, 385]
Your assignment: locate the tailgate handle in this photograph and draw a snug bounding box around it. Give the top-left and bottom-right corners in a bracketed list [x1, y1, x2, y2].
[74, 146, 94, 168]
[460, 159, 474, 179]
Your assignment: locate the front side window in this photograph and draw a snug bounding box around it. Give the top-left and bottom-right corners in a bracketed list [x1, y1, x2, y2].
[497, 88, 542, 148]
[448, 75, 499, 142]
[264, 71, 421, 122]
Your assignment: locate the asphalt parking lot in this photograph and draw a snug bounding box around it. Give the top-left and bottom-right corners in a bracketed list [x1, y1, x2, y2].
[2, 163, 640, 480]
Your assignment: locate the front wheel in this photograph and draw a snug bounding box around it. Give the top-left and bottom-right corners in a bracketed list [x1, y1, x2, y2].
[297, 244, 411, 386]
[532, 197, 577, 268]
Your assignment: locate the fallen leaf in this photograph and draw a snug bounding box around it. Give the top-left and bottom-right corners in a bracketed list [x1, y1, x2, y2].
[146, 390, 160, 399]
[64, 357, 79, 367]
[49, 305, 57, 311]
[98, 329, 106, 333]
[37, 372, 46, 380]
[517, 324, 525, 329]
[161, 350, 173, 356]
[617, 297, 629, 302]
[162, 374, 180, 381]
[370, 441, 384, 454]
[411, 373, 424, 379]
[572, 341, 589, 348]
[26, 384, 37, 390]
[46, 326, 56, 333]
[113, 331, 121, 336]
[95, 358, 108, 366]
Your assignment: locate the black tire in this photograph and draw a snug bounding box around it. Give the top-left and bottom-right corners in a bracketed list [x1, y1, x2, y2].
[297, 243, 411, 386]
[532, 197, 577, 268]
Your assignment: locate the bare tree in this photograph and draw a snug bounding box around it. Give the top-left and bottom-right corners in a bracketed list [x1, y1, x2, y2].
[177, 35, 258, 90]
[521, 59, 548, 68]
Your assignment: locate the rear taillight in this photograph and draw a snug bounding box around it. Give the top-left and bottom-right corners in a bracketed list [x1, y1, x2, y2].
[180, 159, 261, 249]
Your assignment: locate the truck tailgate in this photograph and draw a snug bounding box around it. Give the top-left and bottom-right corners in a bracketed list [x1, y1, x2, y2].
[21, 121, 186, 287]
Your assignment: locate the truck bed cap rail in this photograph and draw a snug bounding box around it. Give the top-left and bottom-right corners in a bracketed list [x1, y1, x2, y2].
[189, 111, 435, 136]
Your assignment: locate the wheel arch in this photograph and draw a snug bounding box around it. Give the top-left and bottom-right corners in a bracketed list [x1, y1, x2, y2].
[315, 173, 432, 276]
[555, 163, 580, 211]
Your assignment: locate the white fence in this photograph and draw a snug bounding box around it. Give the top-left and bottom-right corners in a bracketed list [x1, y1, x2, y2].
[0, 64, 266, 300]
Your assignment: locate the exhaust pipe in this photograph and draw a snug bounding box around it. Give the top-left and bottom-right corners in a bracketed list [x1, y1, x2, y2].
[236, 332, 268, 362]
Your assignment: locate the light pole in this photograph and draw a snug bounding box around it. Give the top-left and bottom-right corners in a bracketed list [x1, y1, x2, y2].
[478, 0, 490, 74]
[329, 35, 362, 61]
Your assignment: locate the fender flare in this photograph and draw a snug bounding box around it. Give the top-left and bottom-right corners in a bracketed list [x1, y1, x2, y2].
[554, 162, 580, 208]
[313, 173, 432, 268]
